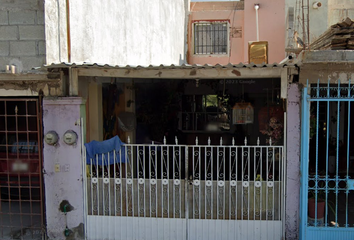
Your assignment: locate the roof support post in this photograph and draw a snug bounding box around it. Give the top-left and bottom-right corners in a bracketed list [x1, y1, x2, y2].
[69, 67, 78, 96]
[281, 68, 288, 99]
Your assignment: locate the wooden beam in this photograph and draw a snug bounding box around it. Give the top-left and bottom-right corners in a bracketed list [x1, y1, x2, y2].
[77, 67, 283, 79]
[0, 73, 60, 81]
[69, 67, 78, 96]
[281, 68, 288, 99]
[285, 48, 302, 54]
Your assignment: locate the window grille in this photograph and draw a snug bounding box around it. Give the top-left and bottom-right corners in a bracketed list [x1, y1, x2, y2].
[194, 22, 228, 55]
[180, 95, 230, 131]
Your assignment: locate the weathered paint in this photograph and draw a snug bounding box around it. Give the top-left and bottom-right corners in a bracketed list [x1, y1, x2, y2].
[0, 80, 62, 96]
[286, 83, 301, 240]
[0, 88, 38, 96]
[298, 50, 354, 84]
[43, 97, 85, 240]
[45, 0, 188, 66]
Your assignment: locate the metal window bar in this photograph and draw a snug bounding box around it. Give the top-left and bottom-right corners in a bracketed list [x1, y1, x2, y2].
[0, 99, 44, 239]
[194, 23, 227, 55]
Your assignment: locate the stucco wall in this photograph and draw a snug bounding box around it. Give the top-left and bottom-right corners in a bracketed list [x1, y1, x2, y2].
[328, 0, 354, 27]
[244, 0, 285, 64]
[43, 98, 85, 240]
[188, 0, 285, 65]
[0, 0, 46, 72]
[310, 1, 329, 43]
[286, 83, 301, 240]
[298, 50, 354, 84]
[188, 2, 244, 65]
[285, 0, 354, 46]
[45, 0, 188, 66]
[285, 0, 329, 45]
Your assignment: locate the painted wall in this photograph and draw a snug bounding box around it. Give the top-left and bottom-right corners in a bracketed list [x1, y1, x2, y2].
[43, 98, 85, 240]
[243, 0, 285, 64]
[285, 0, 354, 46]
[328, 0, 354, 27]
[45, 0, 188, 66]
[286, 83, 301, 240]
[188, 0, 285, 65]
[0, 0, 46, 72]
[285, 0, 329, 46]
[188, 1, 244, 64]
[298, 50, 354, 83]
[310, 1, 329, 44]
[284, 50, 354, 239]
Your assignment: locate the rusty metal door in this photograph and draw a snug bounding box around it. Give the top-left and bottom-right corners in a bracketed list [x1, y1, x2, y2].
[0, 98, 45, 240]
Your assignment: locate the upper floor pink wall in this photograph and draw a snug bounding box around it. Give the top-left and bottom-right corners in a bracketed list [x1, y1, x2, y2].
[243, 0, 285, 64]
[188, 2, 244, 65]
[188, 1, 285, 65]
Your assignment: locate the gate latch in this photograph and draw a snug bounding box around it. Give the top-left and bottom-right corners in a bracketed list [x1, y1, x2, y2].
[347, 179, 354, 190]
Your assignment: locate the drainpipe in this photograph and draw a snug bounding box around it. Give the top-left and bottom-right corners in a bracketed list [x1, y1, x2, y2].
[66, 0, 71, 62]
[254, 4, 260, 41]
[56, 0, 62, 62]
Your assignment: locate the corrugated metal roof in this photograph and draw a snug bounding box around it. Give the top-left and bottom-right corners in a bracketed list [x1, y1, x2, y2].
[45, 62, 296, 70]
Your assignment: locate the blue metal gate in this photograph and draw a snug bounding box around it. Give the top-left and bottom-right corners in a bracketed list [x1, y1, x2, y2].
[300, 80, 354, 239]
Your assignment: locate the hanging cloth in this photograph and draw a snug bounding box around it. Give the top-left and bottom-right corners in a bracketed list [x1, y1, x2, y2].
[85, 136, 128, 165]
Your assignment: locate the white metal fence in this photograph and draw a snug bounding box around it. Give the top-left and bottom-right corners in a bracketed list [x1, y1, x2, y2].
[83, 137, 285, 240]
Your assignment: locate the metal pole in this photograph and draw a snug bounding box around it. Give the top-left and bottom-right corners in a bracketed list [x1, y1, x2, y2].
[185, 147, 189, 240]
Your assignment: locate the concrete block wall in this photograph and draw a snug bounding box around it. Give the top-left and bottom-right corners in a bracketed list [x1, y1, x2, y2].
[0, 0, 45, 72]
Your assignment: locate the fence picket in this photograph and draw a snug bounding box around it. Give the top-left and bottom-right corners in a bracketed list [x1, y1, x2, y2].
[84, 139, 284, 240]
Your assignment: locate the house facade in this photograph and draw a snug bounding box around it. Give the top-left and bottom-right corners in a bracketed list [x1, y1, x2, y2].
[1, 0, 354, 240]
[46, 61, 293, 240]
[0, 0, 189, 239]
[43, 1, 292, 237]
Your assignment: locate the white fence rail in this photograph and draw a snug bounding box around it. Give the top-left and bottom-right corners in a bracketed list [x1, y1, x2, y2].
[84, 137, 284, 240]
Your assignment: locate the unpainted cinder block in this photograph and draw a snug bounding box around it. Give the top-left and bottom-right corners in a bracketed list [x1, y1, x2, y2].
[10, 41, 36, 56]
[0, 11, 9, 25]
[0, 42, 10, 56]
[0, 26, 18, 40]
[19, 25, 45, 40]
[36, 10, 44, 25]
[20, 56, 46, 70]
[38, 40, 46, 55]
[9, 10, 36, 25]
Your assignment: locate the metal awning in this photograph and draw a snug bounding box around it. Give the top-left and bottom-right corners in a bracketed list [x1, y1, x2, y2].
[45, 62, 297, 79]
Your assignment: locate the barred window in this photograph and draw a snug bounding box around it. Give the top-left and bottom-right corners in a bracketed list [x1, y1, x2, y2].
[194, 22, 228, 55]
